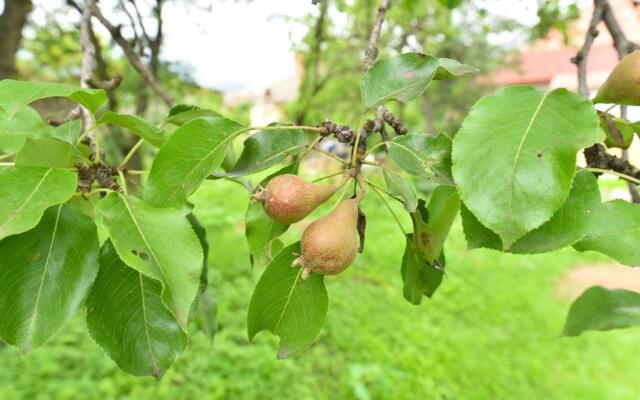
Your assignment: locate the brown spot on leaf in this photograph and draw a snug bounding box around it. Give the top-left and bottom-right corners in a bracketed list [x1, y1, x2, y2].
[404, 71, 416, 80]
[536, 150, 543, 158]
[420, 232, 430, 246]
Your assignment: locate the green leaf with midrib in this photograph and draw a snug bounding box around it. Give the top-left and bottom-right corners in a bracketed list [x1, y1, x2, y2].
[452, 85, 603, 249]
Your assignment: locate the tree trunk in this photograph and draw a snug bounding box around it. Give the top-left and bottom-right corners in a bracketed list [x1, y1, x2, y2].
[0, 0, 33, 79]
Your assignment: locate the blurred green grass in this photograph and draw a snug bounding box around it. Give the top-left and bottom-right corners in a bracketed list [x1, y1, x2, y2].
[1, 175, 639, 400]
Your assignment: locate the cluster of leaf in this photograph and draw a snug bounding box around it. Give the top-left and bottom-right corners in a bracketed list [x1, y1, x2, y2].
[246, 51, 640, 357]
[1, 48, 640, 378]
[0, 80, 226, 378]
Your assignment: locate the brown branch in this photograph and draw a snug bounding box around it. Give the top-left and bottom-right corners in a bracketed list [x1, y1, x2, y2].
[571, 1, 604, 97]
[600, 0, 639, 59]
[79, 0, 97, 132]
[363, 0, 390, 71]
[90, 2, 176, 107]
[585, 144, 640, 181]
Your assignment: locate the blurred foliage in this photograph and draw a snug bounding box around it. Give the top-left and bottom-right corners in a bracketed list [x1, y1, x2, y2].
[532, 0, 580, 43]
[286, 0, 522, 135]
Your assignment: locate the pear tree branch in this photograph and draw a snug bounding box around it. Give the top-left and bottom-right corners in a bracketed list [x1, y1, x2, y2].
[89, 2, 176, 107]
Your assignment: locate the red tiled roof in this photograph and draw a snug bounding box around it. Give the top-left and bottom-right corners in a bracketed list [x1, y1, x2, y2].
[493, 45, 619, 86]
[493, 0, 640, 88]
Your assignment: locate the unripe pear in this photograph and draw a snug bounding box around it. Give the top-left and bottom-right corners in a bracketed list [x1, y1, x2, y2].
[259, 174, 342, 225]
[594, 50, 640, 105]
[293, 194, 362, 279]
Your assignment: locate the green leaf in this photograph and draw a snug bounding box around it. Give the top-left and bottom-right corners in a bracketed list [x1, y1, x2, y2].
[187, 213, 210, 323]
[563, 286, 640, 336]
[225, 127, 308, 176]
[0, 167, 77, 240]
[401, 234, 445, 305]
[15, 138, 77, 168]
[388, 133, 453, 180]
[0, 204, 99, 353]
[599, 113, 635, 149]
[434, 58, 479, 80]
[574, 200, 640, 266]
[52, 119, 81, 144]
[145, 117, 246, 209]
[97, 112, 165, 148]
[165, 106, 221, 126]
[383, 169, 418, 212]
[412, 186, 460, 263]
[459, 204, 503, 250]
[510, 170, 601, 253]
[0, 106, 53, 152]
[361, 53, 477, 109]
[452, 85, 603, 249]
[95, 192, 204, 329]
[245, 165, 297, 265]
[86, 241, 186, 378]
[247, 242, 328, 358]
[0, 79, 106, 115]
[245, 202, 289, 266]
[460, 170, 602, 253]
[362, 53, 439, 109]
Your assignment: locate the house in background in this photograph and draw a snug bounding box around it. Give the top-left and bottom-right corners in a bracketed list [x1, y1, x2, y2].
[494, 0, 640, 165]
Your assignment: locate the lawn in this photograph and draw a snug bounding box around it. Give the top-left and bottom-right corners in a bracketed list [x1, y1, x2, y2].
[0, 173, 638, 400]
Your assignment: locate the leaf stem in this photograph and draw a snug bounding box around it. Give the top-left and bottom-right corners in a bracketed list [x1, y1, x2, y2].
[0, 162, 15, 167]
[0, 153, 14, 161]
[330, 177, 354, 210]
[118, 169, 129, 196]
[126, 169, 149, 175]
[364, 141, 386, 157]
[120, 139, 145, 167]
[247, 125, 324, 133]
[310, 147, 349, 165]
[602, 104, 617, 114]
[587, 167, 640, 185]
[297, 135, 323, 163]
[367, 182, 408, 236]
[313, 170, 345, 183]
[362, 177, 404, 204]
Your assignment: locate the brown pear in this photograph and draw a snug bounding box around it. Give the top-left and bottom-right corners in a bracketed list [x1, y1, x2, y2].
[293, 194, 361, 279]
[259, 174, 342, 225]
[594, 50, 640, 105]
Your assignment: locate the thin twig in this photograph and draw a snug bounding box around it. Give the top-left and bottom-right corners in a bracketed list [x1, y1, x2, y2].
[363, 0, 390, 71]
[90, 2, 176, 107]
[80, 0, 98, 160]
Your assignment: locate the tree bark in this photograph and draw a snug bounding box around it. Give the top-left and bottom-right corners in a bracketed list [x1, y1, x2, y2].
[0, 0, 33, 79]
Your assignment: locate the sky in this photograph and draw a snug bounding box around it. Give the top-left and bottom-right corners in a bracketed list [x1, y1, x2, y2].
[4, 0, 588, 92]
